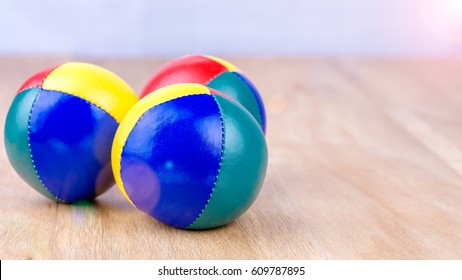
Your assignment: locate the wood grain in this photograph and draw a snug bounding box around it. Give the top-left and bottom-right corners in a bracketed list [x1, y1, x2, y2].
[1, 56, 462, 259]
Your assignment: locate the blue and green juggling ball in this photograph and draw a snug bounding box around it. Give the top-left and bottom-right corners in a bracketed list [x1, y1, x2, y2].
[112, 83, 268, 229]
[4, 62, 138, 203]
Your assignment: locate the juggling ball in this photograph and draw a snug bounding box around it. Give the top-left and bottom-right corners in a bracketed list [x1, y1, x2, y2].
[112, 83, 268, 229]
[4, 62, 138, 203]
[140, 55, 266, 133]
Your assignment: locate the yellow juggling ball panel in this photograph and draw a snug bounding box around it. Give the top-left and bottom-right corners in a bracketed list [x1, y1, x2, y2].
[42, 62, 138, 123]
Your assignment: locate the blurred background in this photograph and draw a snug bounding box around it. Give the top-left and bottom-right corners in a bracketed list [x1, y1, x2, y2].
[1, 0, 462, 57]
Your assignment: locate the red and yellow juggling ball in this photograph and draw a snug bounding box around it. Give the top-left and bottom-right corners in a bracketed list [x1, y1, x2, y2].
[112, 83, 268, 229]
[140, 55, 266, 133]
[4, 62, 138, 203]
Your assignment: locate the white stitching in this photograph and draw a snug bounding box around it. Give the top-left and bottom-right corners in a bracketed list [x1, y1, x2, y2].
[28, 89, 66, 203]
[187, 94, 225, 228]
[27, 88, 118, 203]
[43, 87, 118, 123]
[230, 71, 265, 127]
[118, 93, 211, 211]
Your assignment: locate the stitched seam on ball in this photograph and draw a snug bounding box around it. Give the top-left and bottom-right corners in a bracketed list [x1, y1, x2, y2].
[44, 88, 119, 123]
[40, 65, 60, 87]
[205, 72, 225, 86]
[27, 90, 67, 203]
[187, 95, 225, 228]
[54, 90, 118, 123]
[230, 71, 264, 125]
[202, 56, 227, 85]
[17, 65, 59, 94]
[18, 86, 40, 95]
[118, 106, 150, 210]
[118, 93, 211, 209]
[204, 59, 228, 86]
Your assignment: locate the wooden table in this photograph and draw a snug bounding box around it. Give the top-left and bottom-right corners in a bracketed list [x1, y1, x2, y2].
[1, 56, 462, 259]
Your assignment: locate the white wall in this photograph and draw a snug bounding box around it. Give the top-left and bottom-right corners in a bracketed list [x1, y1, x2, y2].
[1, 0, 462, 56]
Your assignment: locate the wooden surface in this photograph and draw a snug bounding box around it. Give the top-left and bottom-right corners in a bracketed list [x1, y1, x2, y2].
[1, 56, 462, 259]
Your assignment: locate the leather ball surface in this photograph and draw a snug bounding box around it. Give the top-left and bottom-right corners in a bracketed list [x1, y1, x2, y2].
[113, 83, 268, 230]
[4, 62, 138, 203]
[140, 55, 266, 133]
